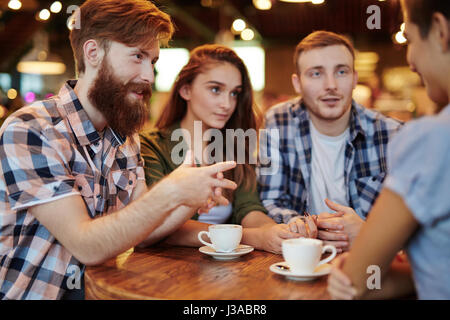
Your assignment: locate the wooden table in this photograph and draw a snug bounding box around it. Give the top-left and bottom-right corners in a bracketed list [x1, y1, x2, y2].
[85, 244, 331, 300]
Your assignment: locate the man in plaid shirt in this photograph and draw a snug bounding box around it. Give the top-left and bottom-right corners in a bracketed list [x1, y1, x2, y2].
[0, 0, 237, 300]
[258, 31, 402, 253]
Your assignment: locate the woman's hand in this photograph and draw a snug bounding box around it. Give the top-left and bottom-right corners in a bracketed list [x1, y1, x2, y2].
[327, 253, 358, 300]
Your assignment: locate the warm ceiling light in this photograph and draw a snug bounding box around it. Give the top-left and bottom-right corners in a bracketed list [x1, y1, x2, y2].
[7, 88, 18, 100]
[17, 31, 67, 75]
[38, 9, 51, 21]
[394, 31, 407, 44]
[18, 61, 66, 75]
[67, 15, 76, 30]
[280, 0, 326, 3]
[50, 1, 62, 14]
[279, 0, 311, 3]
[241, 28, 255, 41]
[356, 52, 380, 64]
[253, 0, 272, 10]
[400, 23, 405, 32]
[8, 0, 22, 10]
[232, 19, 246, 33]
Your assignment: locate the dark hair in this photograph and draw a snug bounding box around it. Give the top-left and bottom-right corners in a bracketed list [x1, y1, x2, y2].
[293, 31, 355, 74]
[156, 44, 260, 197]
[401, 0, 450, 39]
[69, 0, 174, 75]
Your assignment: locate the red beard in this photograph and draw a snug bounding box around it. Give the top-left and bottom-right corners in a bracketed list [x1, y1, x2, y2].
[88, 58, 151, 138]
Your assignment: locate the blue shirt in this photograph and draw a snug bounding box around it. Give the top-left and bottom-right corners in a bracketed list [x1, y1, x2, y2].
[198, 204, 233, 224]
[258, 99, 402, 223]
[384, 104, 450, 299]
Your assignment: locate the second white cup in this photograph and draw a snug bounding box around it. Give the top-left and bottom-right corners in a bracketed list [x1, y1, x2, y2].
[198, 224, 242, 253]
[282, 238, 337, 274]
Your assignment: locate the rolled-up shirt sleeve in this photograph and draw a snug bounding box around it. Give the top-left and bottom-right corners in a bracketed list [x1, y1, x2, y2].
[0, 123, 79, 211]
[383, 121, 450, 227]
[257, 113, 299, 224]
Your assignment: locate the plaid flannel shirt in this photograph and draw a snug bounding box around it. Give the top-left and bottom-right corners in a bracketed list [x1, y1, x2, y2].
[258, 98, 402, 223]
[0, 80, 145, 299]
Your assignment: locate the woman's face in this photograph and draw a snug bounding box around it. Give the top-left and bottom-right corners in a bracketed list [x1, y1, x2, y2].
[180, 62, 243, 130]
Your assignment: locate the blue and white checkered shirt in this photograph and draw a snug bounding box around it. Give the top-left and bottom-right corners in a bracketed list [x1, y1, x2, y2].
[257, 98, 402, 223]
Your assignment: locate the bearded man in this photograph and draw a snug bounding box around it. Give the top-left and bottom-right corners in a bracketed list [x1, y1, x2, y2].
[0, 0, 237, 300]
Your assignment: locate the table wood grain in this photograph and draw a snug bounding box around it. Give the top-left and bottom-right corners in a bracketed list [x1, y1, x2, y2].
[85, 244, 332, 300]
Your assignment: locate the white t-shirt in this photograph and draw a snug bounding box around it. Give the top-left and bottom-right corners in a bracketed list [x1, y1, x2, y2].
[309, 121, 350, 215]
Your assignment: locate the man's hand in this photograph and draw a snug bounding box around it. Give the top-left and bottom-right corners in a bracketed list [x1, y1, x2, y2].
[197, 171, 226, 214]
[327, 253, 357, 300]
[316, 199, 364, 252]
[316, 211, 348, 252]
[166, 150, 237, 210]
[287, 215, 318, 238]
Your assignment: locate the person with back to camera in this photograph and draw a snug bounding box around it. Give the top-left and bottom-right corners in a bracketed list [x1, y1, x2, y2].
[327, 0, 450, 300]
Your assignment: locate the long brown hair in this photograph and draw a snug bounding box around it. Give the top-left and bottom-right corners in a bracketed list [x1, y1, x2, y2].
[156, 44, 261, 199]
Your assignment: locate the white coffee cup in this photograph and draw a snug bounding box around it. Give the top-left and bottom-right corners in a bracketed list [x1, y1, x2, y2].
[198, 224, 242, 253]
[282, 238, 337, 274]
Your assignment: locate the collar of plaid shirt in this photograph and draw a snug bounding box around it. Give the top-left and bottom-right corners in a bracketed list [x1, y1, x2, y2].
[61, 80, 126, 147]
[291, 98, 367, 144]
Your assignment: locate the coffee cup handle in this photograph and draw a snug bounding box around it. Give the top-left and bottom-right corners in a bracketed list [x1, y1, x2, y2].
[198, 231, 215, 250]
[318, 245, 337, 266]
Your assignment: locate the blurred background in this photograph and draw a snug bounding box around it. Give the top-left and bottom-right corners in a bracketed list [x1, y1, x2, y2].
[0, 0, 437, 128]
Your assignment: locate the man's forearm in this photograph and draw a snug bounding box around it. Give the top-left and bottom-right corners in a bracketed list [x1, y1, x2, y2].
[79, 177, 183, 265]
[137, 205, 199, 247]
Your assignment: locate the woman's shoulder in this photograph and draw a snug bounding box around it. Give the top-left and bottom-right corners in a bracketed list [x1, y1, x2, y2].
[388, 111, 450, 170]
[392, 112, 450, 149]
[140, 127, 165, 142]
[140, 123, 179, 144]
[139, 127, 172, 156]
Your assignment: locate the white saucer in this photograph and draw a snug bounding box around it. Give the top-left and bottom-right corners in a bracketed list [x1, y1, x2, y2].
[199, 244, 254, 260]
[269, 261, 332, 281]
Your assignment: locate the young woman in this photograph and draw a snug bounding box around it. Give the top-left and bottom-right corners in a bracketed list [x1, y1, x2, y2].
[139, 44, 316, 253]
[327, 0, 450, 299]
